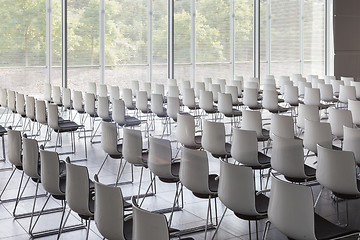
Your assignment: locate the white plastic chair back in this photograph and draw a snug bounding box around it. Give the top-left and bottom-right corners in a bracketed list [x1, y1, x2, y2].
[242, 88, 259, 108]
[73, 91, 84, 112]
[217, 78, 226, 93]
[328, 108, 353, 139]
[66, 161, 93, 216]
[16, 93, 26, 116]
[94, 179, 126, 240]
[142, 82, 152, 99]
[148, 137, 174, 179]
[311, 78, 324, 89]
[167, 97, 180, 121]
[180, 148, 212, 195]
[112, 99, 126, 126]
[339, 85, 356, 103]
[8, 129, 22, 167]
[245, 81, 259, 91]
[176, 113, 197, 147]
[268, 175, 317, 240]
[44, 83, 52, 102]
[136, 91, 150, 113]
[201, 119, 227, 156]
[88, 82, 97, 96]
[262, 84, 276, 92]
[154, 83, 165, 96]
[230, 80, 243, 96]
[131, 80, 139, 97]
[40, 150, 63, 196]
[343, 126, 360, 166]
[97, 97, 110, 121]
[331, 79, 344, 95]
[304, 119, 332, 154]
[168, 78, 177, 87]
[167, 85, 179, 98]
[241, 109, 263, 138]
[121, 88, 134, 109]
[182, 88, 196, 109]
[231, 128, 259, 167]
[348, 99, 360, 125]
[98, 84, 108, 98]
[297, 104, 320, 129]
[341, 76, 354, 86]
[284, 85, 299, 106]
[35, 100, 47, 125]
[271, 134, 307, 179]
[23, 138, 40, 179]
[151, 94, 165, 116]
[123, 128, 143, 166]
[0, 88, 8, 108]
[199, 90, 215, 112]
[63, 88, 72, 109]
[317, 145, 360, 196]
[304, 87, 320, 106]
[211, 84, 221, 102]
[262, 90, 279, 111]
[298, 81, 312, 97]
[25, 96, 35, 120]
[318, 83, 334, 102]
[324, 75, 336, 84]
[351, 81, 360, 99]
[219, 160, 259, 216]
[47, 103, 60, 130]
[270, 114, 294, 139]
[8, 90, 16, 112]
[225, 85, 239, 104]
[218, 93, 233, 115]
[109, 86, 120, 102]
[194, 82, 205, 99]
[52, 86, 62, 105]
[101, 122, 119, 155]
[84, 93, 96, 116]
[180, 80, 191, 95]
[204, 77, 212, 91]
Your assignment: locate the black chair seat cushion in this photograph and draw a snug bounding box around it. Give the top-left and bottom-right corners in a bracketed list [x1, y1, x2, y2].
[184, 135, 202, 149]
[155, 108, 168, 118]
[56, 120, 80, 132]
[211, 143, 232, 159]
[250, 152, 271, 170]
[332, 179, 360, 200]
[123, 217, 133, 240]
[284, 165, 316, 183]
[159, 162, 180, 183]
[124, 116, 142, 127]
[109, 144, 123, 159]
[224, 109, 242, 118]
[248, 104, 262, 110]
[314, 213, 360, 240]
[234, 193, 269, 220]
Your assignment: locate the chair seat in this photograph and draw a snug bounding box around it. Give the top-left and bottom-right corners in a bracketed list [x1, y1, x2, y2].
[234, 193, 269, 220]
[224, 109, 242, 118]
[124, 116, 142, 127]
[159, 162, 180, 183]
[333, 179, 360, 200]
[257, 129, 270, 142]
[314, 213, 360, 240]
[211, 143, 232, 159]
[267, 106, 289, 114]
[183, 135, 202, 149]
[204, 107, 217, 114]
[56, 120, 80, 132]
[284, 165, 316, 183]
[255, 152, 271, 169]
[248, 103, 262, 110]
[109, 144, 123, 159]
[155, 108, 168, 118]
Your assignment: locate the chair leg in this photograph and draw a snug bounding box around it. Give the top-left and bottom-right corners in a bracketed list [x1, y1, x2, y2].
[204, 195, 212, 240]
[86, 220, 91, 240]
[137, 167, 144, 204]
[30, 195, 51, 235]
[314, 186, 324, 207]
[211, 208, 227, 240]
[168, 182, 181, 228]
[0, 168, 16, 200]
[97, 154, 109, 176]
[29, 180, 40, 233]
[262, 221, 271, 240]
[13, 172, 27, 216]
[57, 201, 67, 239]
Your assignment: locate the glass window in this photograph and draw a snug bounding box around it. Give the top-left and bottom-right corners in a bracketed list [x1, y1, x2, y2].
[0, 0, 46, 96]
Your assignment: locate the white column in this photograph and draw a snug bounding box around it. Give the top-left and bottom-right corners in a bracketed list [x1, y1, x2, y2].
[191, 0, 196, 84]
[99, 0, 105, 84]
[230, 0, 235, 80]
[148, 0, 153, 82]
[46, 0, 52, 83]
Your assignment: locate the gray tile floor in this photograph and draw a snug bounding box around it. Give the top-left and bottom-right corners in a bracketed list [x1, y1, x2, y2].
[0, 111, 359, 239]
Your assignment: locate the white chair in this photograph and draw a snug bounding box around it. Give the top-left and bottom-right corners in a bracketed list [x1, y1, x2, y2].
[230, 80, 243, 97]
[304, 87, 329, 110]
[204, 77, 212, 91]
[263, 174, 360, 240]
[52, 85, 63, 108]
[262, 90, 289, 114]
[242, 88, 261, 110]
[296, 104, 320, 134]
[167, 96, 180, 122]
[348, 99, 360, 125]
[62, 88, 73, 119]
[98, 84, 108, 98]
[182, 88, 198, 112]
[112, 99, 142, 128]
[241, 109, 269, 142]
[88, 82, 97, 96]
[318, 83, 337, 104]
[109, 85, 120, 103]
[217, 78, 226, 93]
[217, 93, 242, 127]
[338, 85, 356, 105]
[176, 112, 201, 149]
[298, 81, 312, 98]
[331, 79, 344, 97]
[154, 83, 165, 96]
[343, 126, 360, 167]
[142, 82, 152, 100]
[72, 90, 85, 123]
[351, 81, 360, 100]
[210, 83, 221, 103]
[324, 75, 336, 84]
[269, 114, 295, 139]
[328, 107, 353, 141]
[225, 85, 241, 106]
[194, 82, 205, 99]
[97, 96, 112, 122]
[168, 78, 178, 86]
[44, 83, 52, 103]
[199, 90, 217, 117]
[121, 88, 136, 111]
[284, 85, 300, 107]
[131, 80, 140, 97]
[341, 76, 354, 86]
[167, 85, 180, 98]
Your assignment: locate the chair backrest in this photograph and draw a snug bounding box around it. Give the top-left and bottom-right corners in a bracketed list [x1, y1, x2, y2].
[219, 160, 259, 216]
[311, 78, 324, 89]
[25, 96, 35, 120]
[268, 175, 316, 240]
[241, 109, 263, 137]
[199, 90, 214, 112]
[297, 104, 320, 129]
[331, 79, 344, 95]
[44, 83, 52, 102]
[230, 80, 243, 96]
[182, 88, 196, 108]
[179, 147, 212, 195]
[341, 76, 354, 86]
[271, 134, 307, 179]
[245, 81, 259, 91]
[339, 85, 356, 103]
[348, 99, 360, 125]
[262, 90, 279, 111]
[16, 93, 26, 116]
[65, 160, 93, 217]
[231, 128, 259, 167]
[132, 197, 169, 240]
[97, 96, 110, 121]
[35, 100, 47, 124]
[121, 88, 134, 109]
[23, 137, 40, 179]
[88, 82, 97, 95]
[109, 86, 120, 102]
[180, 80, 191, 95]
[94, 176, 126, 240]
[176, 113, 197, 147]
[211, 84, 221, 102]
[328, 107, 353, 139]
[142, 82, 152, 98]
[242, 88, 259, 108]
[304, 87, 320, 106]
[351, 81, 360, 98]
[148, 137, 174, 179]
[218, 93, 233, 115]
[8, 90, 16, 112]
[62, 88, 72, 109]
[303, 119, 332, 154]
[154, 83, 165, 96]
[98, 84, 108, 98]
[136, 91, 149, 113]
[317, 145, 360, 195]
[40, 150, 63, 196]
[194, 82, 205, 98]
[324, 75, 336, 84]
[131, 80, 139, 97]
[0, 88, 8, 107]
[123, 128, 143, 166]
[151, 94, 165, 116]
[168, 78, 177, 87]
[201, 119, 227, 156]
[8, 129, 22, 167]
[270, 114, 294, 139]
[284, 85, 299, 105]
[343, 126, 360, 166]
[225, 85, 239, 104]
[318, 83, 334, 101]
[112, 99, 126, 125]
[217, 78, 226, 93]
[167, 85, 179, 98]
[52, 86, 62, 105]
[84, 92, 96, 115]
[101, 122, 119, 155]
[73, 90, 84, 112]
[204, 77, 212, 91]
[262, 84, 276, 92]
[167, 97, 180, 121]
[298, 81, 312, 97]
[47, 103, 60, 130]
[234, 75, 244, 81]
